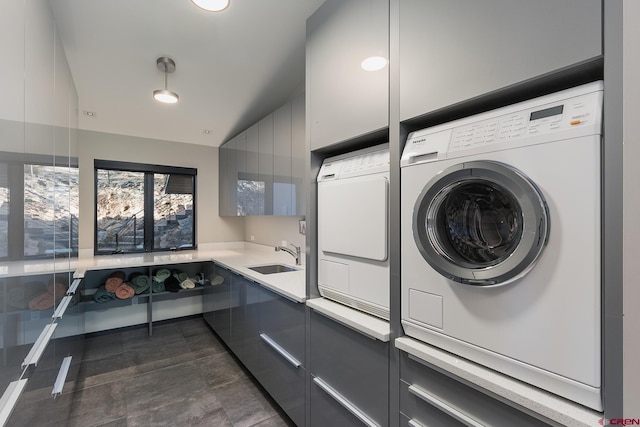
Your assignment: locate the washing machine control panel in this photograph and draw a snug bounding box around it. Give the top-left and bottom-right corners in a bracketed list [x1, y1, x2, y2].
[402, 81, 603, 165]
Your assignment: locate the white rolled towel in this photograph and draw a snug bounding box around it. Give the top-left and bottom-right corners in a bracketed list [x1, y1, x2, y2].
[179, 278, 196, 289]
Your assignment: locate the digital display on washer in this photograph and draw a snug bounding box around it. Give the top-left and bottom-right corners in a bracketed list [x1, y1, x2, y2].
[530, 105, 564, 121]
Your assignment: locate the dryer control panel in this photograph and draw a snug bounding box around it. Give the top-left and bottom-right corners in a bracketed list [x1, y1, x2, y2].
[318, 146, 389, 181]
[401, 81, 603, 166]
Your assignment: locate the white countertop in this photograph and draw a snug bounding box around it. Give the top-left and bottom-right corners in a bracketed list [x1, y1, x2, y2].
[0, 242, 306, 303]
[395, 337, 602, 427]
[306, 297, 390, 342]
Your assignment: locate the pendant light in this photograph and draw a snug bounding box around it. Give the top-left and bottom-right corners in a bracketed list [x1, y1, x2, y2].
[191, 0, 230, 12]
[153, 57, 179, 104]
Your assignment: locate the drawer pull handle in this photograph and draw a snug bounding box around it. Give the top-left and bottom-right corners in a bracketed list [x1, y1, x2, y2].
[408, 384, 486, 427]
[52, 295, 74, 319]
[67, 279, 81, 295]
[22, 323, 57, 369]
[313, 377, 379, 427]
[52, 356, 73, 397]
[0, 379, 28, 425]
[259, 333, 301, 368]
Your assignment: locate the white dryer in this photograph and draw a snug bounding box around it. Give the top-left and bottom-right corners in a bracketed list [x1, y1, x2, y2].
[317, 145, 390, 320]
[400, 82, 603, 410]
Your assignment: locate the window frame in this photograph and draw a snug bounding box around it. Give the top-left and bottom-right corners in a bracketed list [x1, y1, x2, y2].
[94, 160, 197, 255]
[0, 151, 79, 261]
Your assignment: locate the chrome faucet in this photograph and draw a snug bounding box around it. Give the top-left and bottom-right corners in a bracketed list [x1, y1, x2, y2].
[275, 244, 301, 265]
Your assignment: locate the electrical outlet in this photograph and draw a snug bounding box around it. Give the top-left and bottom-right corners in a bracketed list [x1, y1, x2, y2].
[282, 240, 288, 247]
[250, 235, 255, 241]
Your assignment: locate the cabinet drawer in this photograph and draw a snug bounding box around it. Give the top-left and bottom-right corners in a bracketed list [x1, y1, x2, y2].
[259, 335, 305, 427]
[259, 291, 305, 362]
[400, 352, 551, 427]
[310, 374, 377, 427]
[309, 310, 388, 425]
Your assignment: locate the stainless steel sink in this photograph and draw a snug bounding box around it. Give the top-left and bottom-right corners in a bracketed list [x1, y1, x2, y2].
[248, 264, 299, 275]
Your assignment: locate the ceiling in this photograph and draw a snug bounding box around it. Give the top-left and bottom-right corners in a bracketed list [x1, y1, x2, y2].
[49, 0, 325, 147]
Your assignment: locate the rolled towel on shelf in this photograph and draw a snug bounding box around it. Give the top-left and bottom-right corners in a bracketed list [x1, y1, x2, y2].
[128, 273, 151, 294]
[164, 275, 181, 293]
[47, 282, 68, 299]
[7, 282, 47, 310]
[105, 271, 126, 292]
[28, 293, 55, 311]
[115, 283, 135, 300]
[29, 280, 68, 310]
[172, 270, 189, 284]
[211, 275, 224, 286]
[152, 279, 165, 293]
[179, 278, 196, 289]
[93, 285, 117, 303]
[153, 268, 171, 283]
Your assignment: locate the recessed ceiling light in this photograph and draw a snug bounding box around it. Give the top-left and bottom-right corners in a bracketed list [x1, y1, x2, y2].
[83, 110, 97, 118]
[191, 0, 230, 12]
[361, 56, 388, 72]
[203, 129, 212, 134]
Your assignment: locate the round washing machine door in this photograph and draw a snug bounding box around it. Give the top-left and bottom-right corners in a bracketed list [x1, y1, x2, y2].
[413, 161, 550, 286]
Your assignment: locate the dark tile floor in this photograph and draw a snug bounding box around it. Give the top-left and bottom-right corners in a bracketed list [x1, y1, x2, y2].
[9, 317, 295, 427]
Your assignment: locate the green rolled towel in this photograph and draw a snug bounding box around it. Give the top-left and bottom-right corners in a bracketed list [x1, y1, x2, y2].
[128, 273, 151, 294]
[153, 268, 171, 283]
[152, 279, 165, 293]
[172, 269, 188, 283]
[93, 285, 116, 303]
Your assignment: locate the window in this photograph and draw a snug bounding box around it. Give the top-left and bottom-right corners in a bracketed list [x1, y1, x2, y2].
[95, 160, 196, 254]
[0, 152, 79, 260]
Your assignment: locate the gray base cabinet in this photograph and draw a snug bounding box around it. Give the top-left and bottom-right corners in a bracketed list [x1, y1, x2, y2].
[400, 351, 553, 427]
[309, 309, 389, 427]
[205, 263, 306, 426]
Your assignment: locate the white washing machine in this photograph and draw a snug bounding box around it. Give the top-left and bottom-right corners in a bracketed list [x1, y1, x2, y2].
[317, 144, 390, 320]
[400, 82, 603, 410]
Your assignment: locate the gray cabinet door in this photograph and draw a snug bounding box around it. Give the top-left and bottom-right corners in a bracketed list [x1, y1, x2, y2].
[307, 0, 389, 150]
[399, 0, 602, 121]
[218, 137, 237, 216]
[291, 93, 305, 215]
[205, 265, 233, 342]
[273, 101, 293, 215]
[258, 114, 274, 215]
[227, 273, 245, 360]
[309, 310, 389, 426]
[258, 290, 306, 426]
[239, 122, 263, 215]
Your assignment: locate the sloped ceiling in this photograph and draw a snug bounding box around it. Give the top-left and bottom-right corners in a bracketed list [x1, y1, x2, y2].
[50, 0, 325, 147]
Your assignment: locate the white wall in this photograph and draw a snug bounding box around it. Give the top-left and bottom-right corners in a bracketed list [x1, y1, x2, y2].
[77, 130, 244, 253]
[623, 0, 640, 416]
[244, 216, 305, 251]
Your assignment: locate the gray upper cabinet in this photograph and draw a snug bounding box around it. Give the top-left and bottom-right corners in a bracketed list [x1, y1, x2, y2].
[218, 136, 237, 216]
[259, 114, 274, 215]
[399, 0, 602, 121]
[273, 101, 293, 215]
[219, 96, 305, 216]
[291, 93, 305, 216]
[307, 0, 389, 150]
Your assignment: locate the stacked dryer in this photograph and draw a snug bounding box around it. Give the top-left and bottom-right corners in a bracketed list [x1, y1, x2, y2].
[400, 82, 603, 410]
[317, 145, 390, 320]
